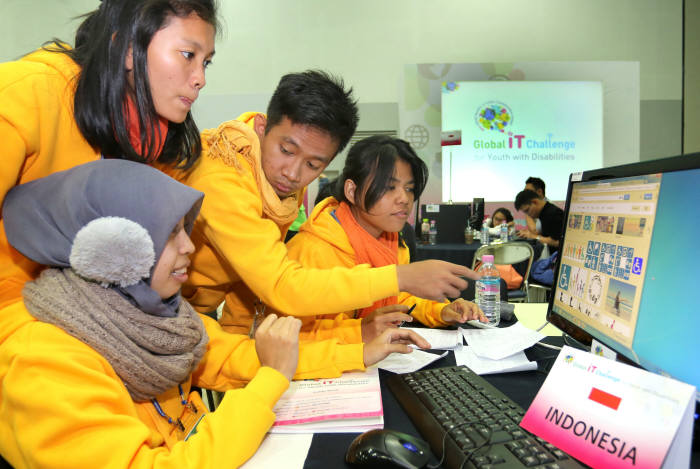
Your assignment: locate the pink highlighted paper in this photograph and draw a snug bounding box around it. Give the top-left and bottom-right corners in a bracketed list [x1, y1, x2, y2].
[271, 368, 383, 432]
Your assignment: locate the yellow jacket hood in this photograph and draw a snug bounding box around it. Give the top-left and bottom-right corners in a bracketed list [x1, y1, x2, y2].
[297, 196, 356, 258]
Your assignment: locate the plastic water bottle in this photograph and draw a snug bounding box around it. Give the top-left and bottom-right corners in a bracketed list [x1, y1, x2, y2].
[500, 223, 508, 242]
[421, 218, 430, 245]
[481, 226, 489, 244]
[476, 254, 501, 325]
[429, 220, 437, 245]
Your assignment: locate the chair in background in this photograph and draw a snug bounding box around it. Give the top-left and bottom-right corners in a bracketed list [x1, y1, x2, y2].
[527, 282, 552, 303]
[472, 242, 534, 303]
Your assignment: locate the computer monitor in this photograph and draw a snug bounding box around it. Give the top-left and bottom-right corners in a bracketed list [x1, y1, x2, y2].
[546, 153, 700, 400]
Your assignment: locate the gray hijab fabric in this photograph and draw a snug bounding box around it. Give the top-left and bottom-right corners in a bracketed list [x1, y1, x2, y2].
[3, 160, 203, 317]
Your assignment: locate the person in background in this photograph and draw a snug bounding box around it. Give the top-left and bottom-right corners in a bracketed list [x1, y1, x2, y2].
[286, 135, 487, 343]
[483, 207, 515, 236]
[0, 0, 218, 308]
[514, 189, 564, 252]
[169, 71, 477, 340]
[0, 160, 430, 468]
[521, 176, 547, 237]
[480, 207, 524, 290]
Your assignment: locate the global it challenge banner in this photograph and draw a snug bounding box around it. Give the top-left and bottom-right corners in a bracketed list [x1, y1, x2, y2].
[440, 81, 602, 202]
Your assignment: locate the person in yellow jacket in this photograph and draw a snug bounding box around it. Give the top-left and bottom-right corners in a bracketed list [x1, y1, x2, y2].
[0, 0, 218, 308]
[170, 71, 478, 337]
[0, 160, 429, 469]
[286, 136, 489, 342]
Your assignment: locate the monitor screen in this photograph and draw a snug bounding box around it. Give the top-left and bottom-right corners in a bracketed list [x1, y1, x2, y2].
[547, 153, 700, 397]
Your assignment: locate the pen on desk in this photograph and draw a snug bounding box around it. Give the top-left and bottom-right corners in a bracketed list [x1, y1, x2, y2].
[399, 304, 417, 328]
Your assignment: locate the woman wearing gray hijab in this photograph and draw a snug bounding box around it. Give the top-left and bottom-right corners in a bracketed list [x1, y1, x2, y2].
[0, 160, 302, 468]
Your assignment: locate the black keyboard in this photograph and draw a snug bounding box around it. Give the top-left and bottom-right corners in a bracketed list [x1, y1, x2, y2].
[386, 366, 584, 469]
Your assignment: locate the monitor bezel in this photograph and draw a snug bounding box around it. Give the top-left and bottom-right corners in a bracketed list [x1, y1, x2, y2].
[545, 152, 700, 361]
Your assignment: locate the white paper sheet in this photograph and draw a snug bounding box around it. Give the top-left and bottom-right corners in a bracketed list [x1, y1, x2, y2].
[460, 322, 545, 360]
[241, 433, 313, 469]
[377, 349, 449, 374]
[453, 344, 537, 375]
[402, 327, 463, 350]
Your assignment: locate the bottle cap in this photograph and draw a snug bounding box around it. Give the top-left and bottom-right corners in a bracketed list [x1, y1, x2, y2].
[482, 254, 494, 263]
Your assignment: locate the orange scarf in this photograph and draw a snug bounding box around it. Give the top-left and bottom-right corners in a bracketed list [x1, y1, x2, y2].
[203, 118, 300, 227]
[124, 95, 169, 162]
[335, 201, 398, 318]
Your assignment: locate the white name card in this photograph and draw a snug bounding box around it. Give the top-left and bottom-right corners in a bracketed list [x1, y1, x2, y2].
[521, 346, 696, 469]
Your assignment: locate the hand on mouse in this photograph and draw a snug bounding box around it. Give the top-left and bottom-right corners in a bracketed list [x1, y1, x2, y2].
[254, 314, 302, 381]
[362, 328, 431, 367]
[361, 304, 412, 343]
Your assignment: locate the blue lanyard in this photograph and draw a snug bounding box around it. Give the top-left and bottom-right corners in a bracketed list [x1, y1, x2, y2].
[151, 384, 188, 431]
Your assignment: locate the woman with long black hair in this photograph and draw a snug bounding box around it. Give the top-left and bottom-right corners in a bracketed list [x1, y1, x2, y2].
[0, 0, 219, 307]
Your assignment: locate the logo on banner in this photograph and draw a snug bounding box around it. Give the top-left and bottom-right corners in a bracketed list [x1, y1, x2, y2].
[475, 101, 513, 133]
[442, 81, 459, 93]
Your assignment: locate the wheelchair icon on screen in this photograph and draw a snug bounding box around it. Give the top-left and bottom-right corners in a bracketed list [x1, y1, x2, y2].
[632, 257, 643, 275]
[558, 264, 571, 290]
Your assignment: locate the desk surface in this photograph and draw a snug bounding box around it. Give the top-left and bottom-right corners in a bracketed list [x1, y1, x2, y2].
[515, 302, 561, 337]
[243, 304, 699, 469]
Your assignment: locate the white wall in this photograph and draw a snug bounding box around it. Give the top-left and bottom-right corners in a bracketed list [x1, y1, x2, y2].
[2, 0, 686, 163]
[2, 0, 97, 61]
[209, 0, 681, 103]
[2, 0, 681, 102]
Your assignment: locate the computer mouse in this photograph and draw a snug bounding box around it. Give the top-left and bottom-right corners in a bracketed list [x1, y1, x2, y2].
[345, 428, 431, 469]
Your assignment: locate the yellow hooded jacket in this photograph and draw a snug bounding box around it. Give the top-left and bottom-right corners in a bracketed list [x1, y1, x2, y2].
[0, 297, 367, 468]
[168, 114, 399, 336]
[287, 197, 450, 330]
[0, 300, 289, 468]
[0, 48, 100, 307]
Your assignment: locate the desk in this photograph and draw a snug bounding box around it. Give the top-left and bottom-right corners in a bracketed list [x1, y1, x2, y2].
[244, 304, 699, 469]
[512, 302, 561, 337]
